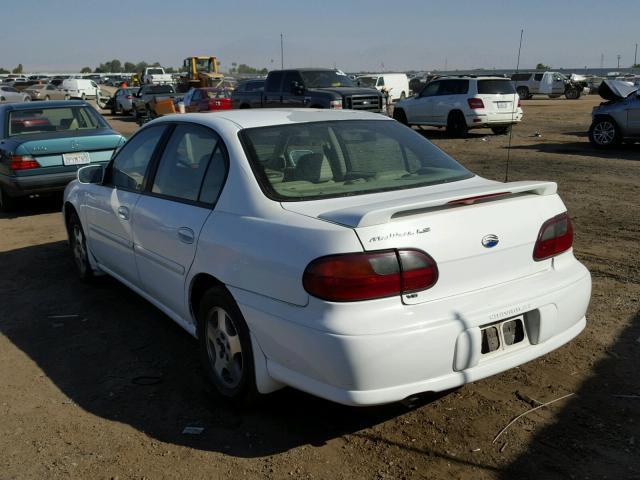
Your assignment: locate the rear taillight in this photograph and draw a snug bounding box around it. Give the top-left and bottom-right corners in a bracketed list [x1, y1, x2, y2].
[9, 154, 40, 170]
[533, 212, 574, 261]
[517, 99, 521, 108]
[303, 249, 438, 302]
[467, 98, 484, 109]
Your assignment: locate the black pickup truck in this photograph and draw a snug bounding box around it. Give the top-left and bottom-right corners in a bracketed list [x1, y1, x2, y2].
[231, 68, 384, 113]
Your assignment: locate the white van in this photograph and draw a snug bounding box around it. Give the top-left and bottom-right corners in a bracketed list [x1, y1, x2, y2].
[61, 79, 99, 100]
[356, 73, 410, 102]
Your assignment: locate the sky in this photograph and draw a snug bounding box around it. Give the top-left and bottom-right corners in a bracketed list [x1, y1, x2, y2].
[1, 0, 638, 73]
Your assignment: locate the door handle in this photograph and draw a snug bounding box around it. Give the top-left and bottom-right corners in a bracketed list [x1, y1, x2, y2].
[177, 227, 195, 244]
[117, 206, 130, 220]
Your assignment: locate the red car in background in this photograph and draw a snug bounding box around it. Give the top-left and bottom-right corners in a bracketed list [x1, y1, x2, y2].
[183, 88, 232, 112]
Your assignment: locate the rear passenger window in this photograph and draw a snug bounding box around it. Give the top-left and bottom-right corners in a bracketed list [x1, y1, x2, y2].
[534, 74, 544, 81]
[111, 125, 166, 191]
[151, 124, 218, 202]
[477, 80, 516, 94]
[199, 147, 227, 204]
[437, 80, 469, 95]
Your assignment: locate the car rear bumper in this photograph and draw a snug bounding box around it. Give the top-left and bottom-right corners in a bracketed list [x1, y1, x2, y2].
[233, 256, 591, 406]
[0, 171, 78, 197]
[466, 111, 523, 128]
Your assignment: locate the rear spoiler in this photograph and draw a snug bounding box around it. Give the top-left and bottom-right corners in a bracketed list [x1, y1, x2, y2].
[319, 181, 557, 228]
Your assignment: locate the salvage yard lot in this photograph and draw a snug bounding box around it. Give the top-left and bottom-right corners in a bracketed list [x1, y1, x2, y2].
[1, 96, 638, 479]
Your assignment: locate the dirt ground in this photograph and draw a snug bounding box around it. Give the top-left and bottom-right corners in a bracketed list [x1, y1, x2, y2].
[1, 96, 639, 480]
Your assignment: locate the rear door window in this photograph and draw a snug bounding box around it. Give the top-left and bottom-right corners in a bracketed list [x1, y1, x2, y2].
[151, 124, 219, 203]
[437, 80, 469, 95]
[265, 71, 284, 92]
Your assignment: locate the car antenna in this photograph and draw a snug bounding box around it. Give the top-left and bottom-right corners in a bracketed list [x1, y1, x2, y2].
[505, 29, 524, 182]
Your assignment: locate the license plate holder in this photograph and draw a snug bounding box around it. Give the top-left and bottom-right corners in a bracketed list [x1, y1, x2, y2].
[63, 151, 90, 166]
[481, 315, 526, 354]
[496, 101, 509, 109]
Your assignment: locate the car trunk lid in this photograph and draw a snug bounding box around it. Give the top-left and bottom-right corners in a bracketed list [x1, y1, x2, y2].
[283, 179, 565, 304]
[16, 131, 123, 168]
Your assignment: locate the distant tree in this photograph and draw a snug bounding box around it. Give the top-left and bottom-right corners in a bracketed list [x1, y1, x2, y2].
[259, 68, 268, 75]
[12, 64, 23, 74]
[151, 61, 161, 67]
[134, 61, 148, 73]
[165, 66, 176, 73]
[123, 62, 136, 72]
[633, 63, 640, 69]
[536, 63, 550, 70]
[80, 66, 92, 74]
[0, 67, 9, 74]
[237, 64, 260, 74]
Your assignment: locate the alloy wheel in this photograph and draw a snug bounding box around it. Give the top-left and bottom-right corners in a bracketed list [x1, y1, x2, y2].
[592, 121, 615, 145]
[205, 307, 244, 389]
[72, 223, 88, 275]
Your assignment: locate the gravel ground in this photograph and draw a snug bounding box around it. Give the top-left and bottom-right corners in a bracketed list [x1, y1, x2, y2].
[0, 95, 638, 480]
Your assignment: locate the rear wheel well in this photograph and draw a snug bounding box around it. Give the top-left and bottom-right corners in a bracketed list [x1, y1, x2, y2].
[190, 273, 227, 324]
[448, 109, 464, 121]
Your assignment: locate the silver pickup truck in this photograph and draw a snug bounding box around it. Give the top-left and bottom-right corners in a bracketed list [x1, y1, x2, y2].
[511, 72, 586, 100]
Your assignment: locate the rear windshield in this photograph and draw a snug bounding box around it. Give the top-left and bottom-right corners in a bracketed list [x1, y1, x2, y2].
[8, 106, 108, 136]
[477, 80, 516, 94]
[240, 120, 472, 201]
[147, 68, 164, 75]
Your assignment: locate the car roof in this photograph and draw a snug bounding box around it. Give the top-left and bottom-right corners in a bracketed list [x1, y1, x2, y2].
[0, 100, 88, 113]
[152, 108, 392, 130]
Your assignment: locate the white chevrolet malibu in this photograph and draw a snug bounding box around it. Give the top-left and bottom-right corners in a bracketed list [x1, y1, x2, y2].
[63, 109, 591, 406]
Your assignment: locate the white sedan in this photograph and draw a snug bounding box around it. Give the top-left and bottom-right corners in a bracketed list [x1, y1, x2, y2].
[63, 109, 591, 406]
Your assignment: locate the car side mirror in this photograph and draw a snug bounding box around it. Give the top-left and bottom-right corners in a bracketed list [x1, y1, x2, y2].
[292, 81, 304, 95]
[77, 164, 104, 184]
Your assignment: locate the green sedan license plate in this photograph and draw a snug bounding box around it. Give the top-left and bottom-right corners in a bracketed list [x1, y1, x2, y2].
[63, 152, 90, 166]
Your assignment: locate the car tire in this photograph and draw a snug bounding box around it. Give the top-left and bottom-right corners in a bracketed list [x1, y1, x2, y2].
[23, 96, 31, 102]
[393, 108, 409, 126]
[491, 125, 511, 135]
[64, 95, 70, 100]
[0, 187, 18, 212]
[516, 86, 530, 100]
[197, 287, 258, 405]
[589, 117, 621, 148]
[44, 95, 50, 101]
[565, 87, 580, 100]
[81, 93, 86, 101]
[67, 211, 93, 281]
[446, 111, 468, 138]
[400, 91, 406, 100]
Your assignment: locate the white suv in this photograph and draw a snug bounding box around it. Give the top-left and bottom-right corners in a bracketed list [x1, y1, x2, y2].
[393, 76, 523, 137]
